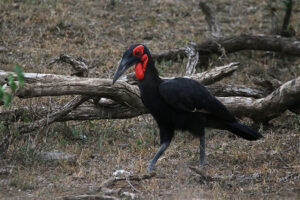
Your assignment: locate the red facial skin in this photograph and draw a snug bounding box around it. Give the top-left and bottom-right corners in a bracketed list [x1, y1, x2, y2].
[133, 45, 148, 80]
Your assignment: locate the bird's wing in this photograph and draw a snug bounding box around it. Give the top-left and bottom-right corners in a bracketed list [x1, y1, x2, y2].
[159, 77, 236, 122]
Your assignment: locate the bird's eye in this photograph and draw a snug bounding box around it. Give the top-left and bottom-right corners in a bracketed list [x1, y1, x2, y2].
[133, 45, 144, 57]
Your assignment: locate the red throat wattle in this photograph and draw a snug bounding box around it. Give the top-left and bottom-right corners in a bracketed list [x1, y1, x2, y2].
[133, 45, 148, 80]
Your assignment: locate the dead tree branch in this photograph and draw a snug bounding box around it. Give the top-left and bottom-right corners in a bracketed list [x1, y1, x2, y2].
[196, 34, 300, 56]
[16, 95, 90, 134]
[0, 62, 299, 133]
[49, 54, 89, 77]
[117, 62, 240, 85]
[0, 83, 269, 123]
[0, 63, 239, 100]
[207, 84, 268, 98]
[1, 76, 298, 125]
[185, 43, 199, 75]
[281, 0, 294, 37]
[99, 173, 156, 189]
[187, 62, 239, 85]
[62, 194, 120, 200]
[218, 76, 300, 122]
[152, 34, 300, 61]
[199, 1, 223, 38]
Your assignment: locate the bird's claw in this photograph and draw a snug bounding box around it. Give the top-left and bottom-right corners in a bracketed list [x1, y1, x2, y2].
[147, 165, 156, 173]
[199, 160, 209, 169]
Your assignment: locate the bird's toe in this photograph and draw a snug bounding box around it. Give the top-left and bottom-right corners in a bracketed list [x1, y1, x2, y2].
[199, 160, 209, 169]
[147, 165, 156, 173]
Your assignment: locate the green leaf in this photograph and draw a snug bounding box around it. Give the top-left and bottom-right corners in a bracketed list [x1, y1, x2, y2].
[0, 86, 4, 100]
[3, 92, 12, 107]
[24, 117, 30, 123]
[14, 64, 24, 88]
[8, 74, 17, 92]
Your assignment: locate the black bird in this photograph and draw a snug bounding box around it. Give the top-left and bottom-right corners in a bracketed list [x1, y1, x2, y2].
[113, 44, 262, 172]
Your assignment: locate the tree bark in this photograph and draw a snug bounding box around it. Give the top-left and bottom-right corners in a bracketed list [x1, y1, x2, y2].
[16, 95, 90, 134]
[1, 63, 299, 134]
[199, 1, 223, 38]
[152, 34, 300, 61]
[218, 76, 300, 121]
[1, 77, 299, 126]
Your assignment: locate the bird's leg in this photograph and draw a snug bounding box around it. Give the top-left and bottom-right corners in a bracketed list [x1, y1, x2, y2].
[199, 130, 207, 166]
[147, 141, 170, 172]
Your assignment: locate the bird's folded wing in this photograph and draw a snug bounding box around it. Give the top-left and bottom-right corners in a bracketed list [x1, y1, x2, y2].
[159, 77, 236, 122]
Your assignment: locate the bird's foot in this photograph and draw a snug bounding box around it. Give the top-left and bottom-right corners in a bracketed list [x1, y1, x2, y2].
[199, 160, 209, 169]
[147, 164, 156, 173]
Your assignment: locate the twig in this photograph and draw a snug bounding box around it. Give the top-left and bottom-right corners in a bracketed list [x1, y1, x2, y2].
[62, 194, 120, 200]
[100, 173, 156, 189]
[49, 54, 89, 77]
[185, 43, 199, 75]
[125, 176, 142, 193]
[281, 0, 294, 37]
[16, 95, 90, 134]
[189, 166, 214, 181]
[199, 1, 223, 38]
[279, 172, 299, 183]
[188, 62, 239, 85]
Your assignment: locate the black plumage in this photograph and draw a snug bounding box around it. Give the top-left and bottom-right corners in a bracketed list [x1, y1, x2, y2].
[113, 44, 262, 172]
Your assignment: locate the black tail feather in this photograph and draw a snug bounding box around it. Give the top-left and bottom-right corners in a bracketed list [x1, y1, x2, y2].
[226, 122, 263, 141]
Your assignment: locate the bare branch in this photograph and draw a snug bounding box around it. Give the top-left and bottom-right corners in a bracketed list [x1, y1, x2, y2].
[151, 34, 300, 61]
[99, 173, 156, 190]
[16, 95, 90, 134]
[125, 62, 240, 85]
[185, 43, 199, 75]
[199, 1, 223, 38]
[1, 65, 299, 129]
[188, 62, 239, 85]
[62, 194, 120, 200]
[2, 76, 298, 125]
[0, 63, 239, 101]
[0, 71, 81, 85]
[207, 84, 268, 98]
[0, 83, 268, 123]
[49, 54, 89, 77]
[281, 0, 294, 37]
[196, 34, 300, 56]
[218, 76, 300, 121]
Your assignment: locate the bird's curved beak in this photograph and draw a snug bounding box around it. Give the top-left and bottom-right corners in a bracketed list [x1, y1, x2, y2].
[112, 51, 140, 84]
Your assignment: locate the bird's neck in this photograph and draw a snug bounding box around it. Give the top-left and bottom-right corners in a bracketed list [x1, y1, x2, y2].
[137, 55, 162, 88]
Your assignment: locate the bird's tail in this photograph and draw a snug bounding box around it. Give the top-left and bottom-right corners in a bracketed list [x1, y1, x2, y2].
[225, 122, 263, 141]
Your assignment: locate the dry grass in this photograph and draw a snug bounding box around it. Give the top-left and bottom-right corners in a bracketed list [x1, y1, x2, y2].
[0, 0, 300, 199]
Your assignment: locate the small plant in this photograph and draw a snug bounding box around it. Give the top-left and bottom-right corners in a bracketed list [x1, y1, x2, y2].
[0, 64, 24, 107]
[259, 123, 264, 135]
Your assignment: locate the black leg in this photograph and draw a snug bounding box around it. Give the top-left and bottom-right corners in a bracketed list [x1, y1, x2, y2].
[199, 129, 207, 166]
[147, 126, 173, 172]
[147, 141, 170, 172]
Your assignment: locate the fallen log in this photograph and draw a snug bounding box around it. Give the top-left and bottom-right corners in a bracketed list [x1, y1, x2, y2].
[1, 77, 298, 126]
[1, 62, 299, 134]
[218, 76, 300, 121]
[63, 76, 300, 122]
[0, 62, 240, 87]
[152, 34, 300, 61]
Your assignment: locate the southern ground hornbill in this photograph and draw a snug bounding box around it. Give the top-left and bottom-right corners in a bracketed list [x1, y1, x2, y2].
[113, 44, 263, 172]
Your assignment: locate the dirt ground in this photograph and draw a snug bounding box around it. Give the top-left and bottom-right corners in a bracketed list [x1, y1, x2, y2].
[0, 0, 299, 199]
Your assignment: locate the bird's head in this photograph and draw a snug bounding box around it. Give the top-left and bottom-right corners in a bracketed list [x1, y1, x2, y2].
[113, 44, 149, 84]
